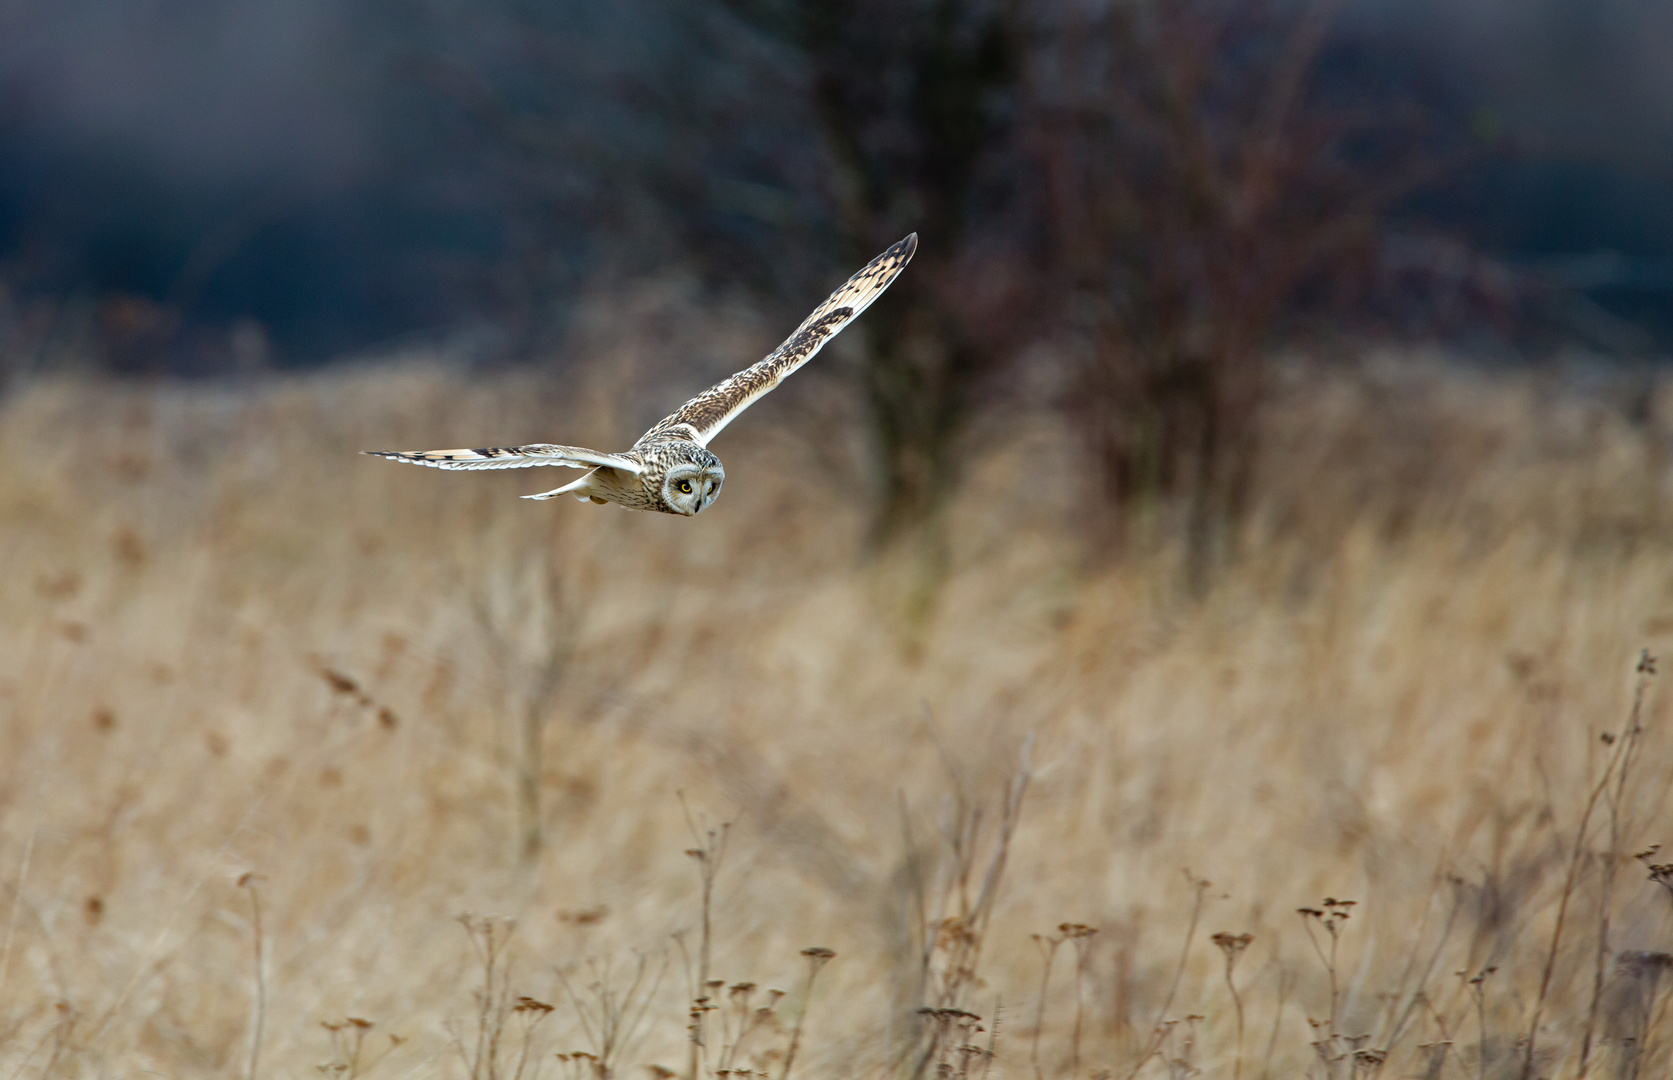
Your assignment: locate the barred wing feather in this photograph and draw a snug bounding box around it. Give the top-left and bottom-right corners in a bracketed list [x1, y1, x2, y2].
[641, 233, 917, 448]
[361, 444, 642, 473]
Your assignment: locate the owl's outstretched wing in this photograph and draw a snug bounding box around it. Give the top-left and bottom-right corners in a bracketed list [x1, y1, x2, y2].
[640, 233, 917, 448]
[362, 444, 642, 473]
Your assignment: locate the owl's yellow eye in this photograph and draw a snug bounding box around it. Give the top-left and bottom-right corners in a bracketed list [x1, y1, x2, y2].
[677, 480, 693, 494]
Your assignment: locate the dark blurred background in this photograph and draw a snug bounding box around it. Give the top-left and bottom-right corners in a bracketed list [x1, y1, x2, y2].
[2, 0, 1671, 549]
[2, 0, 1670, 369]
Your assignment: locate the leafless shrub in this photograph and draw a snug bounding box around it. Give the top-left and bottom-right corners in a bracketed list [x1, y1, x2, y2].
[717, 0, 1031, 540]
[556, 954, 667, 1080]
[895, 738, 1030, 1080]
[1030, 0, 1459, 582]
[455, 914, 544, 1080]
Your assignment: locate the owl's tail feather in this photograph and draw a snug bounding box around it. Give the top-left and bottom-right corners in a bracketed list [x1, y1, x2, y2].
[522, 470, 598, 502]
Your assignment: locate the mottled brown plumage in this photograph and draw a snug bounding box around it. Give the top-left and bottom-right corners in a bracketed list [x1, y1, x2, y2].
[364, 234, 916, 516]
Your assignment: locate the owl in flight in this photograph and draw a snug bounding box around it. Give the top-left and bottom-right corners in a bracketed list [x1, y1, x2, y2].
[365, 235, 916, 515]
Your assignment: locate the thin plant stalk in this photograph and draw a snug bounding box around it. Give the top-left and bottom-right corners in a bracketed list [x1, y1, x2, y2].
[679, 801, 728, 1080]
[1259, 968, 1293, 1080]
[781, 947, 835, 1080]
[1465, 967, 1495, 1080]
[1063, 924, 1098, 1080]
[0, 784, 40, 1003]
[1212, 933, 1254, 1080]
[1124, 873, 1210, 1080]
[1523, 651, 1653, 1080]
[1579, 652, 1655, 1077]
[1031, 932, 1063, 1080]
[239, 873, 266, 1080]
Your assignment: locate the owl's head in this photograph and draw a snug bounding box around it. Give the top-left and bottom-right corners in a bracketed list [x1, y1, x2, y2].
[661, 449, 724, 515]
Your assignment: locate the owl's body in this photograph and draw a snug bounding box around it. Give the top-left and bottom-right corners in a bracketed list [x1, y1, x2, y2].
[365, 235, 916, 516]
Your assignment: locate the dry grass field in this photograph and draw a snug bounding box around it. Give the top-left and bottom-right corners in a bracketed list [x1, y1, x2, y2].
[4, 312, 1673, 1078]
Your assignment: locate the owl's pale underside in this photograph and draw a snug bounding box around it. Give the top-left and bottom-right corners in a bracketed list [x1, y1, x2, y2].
[364, 234, 916, 516]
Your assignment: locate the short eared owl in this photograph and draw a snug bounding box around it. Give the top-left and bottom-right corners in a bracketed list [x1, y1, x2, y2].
[365, 235, 917, 516]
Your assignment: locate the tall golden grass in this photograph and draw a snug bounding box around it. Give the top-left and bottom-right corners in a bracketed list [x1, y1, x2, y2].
[2, 317, 1672, 1078]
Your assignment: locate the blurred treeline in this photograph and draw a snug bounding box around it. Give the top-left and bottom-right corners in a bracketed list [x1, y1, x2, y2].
[1, 0, 1672, 545]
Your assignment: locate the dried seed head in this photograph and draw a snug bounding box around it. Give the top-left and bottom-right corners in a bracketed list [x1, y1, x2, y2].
[558, 906, 609, 926]
[320, 668, 361, 697]
[1211, 931, 1255, 963]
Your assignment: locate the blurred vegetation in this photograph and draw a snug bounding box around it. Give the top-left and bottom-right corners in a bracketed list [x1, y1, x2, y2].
[8, 9, 1673, 1078]
[1030, 0, 1466, 577]
[719, 0, 1029, 538]
[2, 0, 1672, 564]
[397, 0, 1477, 557]
[5, 352, 1673, 1077]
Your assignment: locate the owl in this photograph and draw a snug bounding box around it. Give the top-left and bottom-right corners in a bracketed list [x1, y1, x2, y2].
[364, 234, 917, 516]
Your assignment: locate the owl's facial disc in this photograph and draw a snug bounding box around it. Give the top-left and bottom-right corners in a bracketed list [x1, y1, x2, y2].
[664, 463, 724, 516]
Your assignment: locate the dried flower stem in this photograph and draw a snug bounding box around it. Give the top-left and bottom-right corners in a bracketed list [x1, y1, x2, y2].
[1525, 650, 1654, 1080]
[1212, 933, 1254, 1080]
[781, 947, 835, 1080]
[1030, 931, 1064, 1080]
[1125, 872, 1210, 1080]
[1578, 651, 1655, 1078]
[239, 872, 266, 1080]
